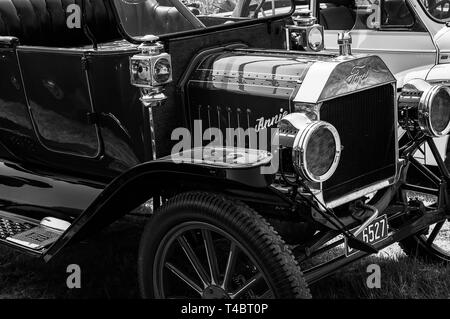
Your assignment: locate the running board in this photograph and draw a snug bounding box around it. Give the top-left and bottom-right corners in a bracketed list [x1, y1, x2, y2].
[0, 211, 70, 255]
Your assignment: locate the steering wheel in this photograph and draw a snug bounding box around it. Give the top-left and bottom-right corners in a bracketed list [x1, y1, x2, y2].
[119, 0, 206, 29]
[252, 0, 267, 18]
[381, 0, 414, 26]
[169, 0, 207, 28]
[429, 0, 450, 19]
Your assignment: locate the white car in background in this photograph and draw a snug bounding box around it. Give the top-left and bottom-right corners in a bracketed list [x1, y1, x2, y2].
[205, 0, 450, 166]
[315, 0, 450, 166]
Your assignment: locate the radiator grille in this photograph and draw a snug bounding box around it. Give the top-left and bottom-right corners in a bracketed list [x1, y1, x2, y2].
[320, 84, 396, 202]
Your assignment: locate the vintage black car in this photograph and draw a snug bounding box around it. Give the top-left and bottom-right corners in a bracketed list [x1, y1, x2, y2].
[0, 0, 449, 299]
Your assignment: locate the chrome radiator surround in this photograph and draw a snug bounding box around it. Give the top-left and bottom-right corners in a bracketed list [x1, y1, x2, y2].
[298, 83, 398, 208]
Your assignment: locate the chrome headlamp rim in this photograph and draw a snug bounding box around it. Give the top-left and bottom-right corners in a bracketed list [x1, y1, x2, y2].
[418, 84, 450, 137]
[292, 120, 341, 183]
[153, 56, 172, 84]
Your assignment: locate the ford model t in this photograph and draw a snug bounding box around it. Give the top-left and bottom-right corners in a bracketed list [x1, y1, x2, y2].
[0, 0, 449, 298]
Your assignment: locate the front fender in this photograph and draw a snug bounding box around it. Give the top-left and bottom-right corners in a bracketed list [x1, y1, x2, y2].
[426, 63, 450, 83]
[43, 152, 289, 261]
[395, 64, 434, 89]
[395, 63, 450, 88]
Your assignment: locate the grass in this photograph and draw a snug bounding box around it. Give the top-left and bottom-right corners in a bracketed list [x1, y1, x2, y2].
[0, 217, 144, 299]
[0, 216, 449, 299]
[311, 247, 450, 299]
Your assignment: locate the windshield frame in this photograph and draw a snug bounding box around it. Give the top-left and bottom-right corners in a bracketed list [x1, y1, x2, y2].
[107, 0, 296, 43]
[415, 0, 450, 24]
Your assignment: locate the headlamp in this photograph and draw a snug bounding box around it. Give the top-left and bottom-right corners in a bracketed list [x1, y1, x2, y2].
[277, 113, 341, 182]
[130, 51, 172, 88]
[398, 79, 450, 137]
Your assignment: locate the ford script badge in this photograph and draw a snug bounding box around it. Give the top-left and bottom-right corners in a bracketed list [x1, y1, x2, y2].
[346, 65, 369, 85]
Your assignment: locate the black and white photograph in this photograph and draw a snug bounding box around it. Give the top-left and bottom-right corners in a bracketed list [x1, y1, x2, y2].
[0, 0, 449, 305]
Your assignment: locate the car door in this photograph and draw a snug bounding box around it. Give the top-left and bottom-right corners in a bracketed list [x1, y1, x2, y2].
[16, 46, 101, 159]
[321, 0, 437, 75]
[0, 38, 38, 161]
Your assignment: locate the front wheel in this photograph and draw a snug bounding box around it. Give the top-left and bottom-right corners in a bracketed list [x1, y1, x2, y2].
[138, 192, 311, 299]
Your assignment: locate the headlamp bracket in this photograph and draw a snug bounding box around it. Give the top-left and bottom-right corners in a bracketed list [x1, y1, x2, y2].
[129, 41, 172, 160]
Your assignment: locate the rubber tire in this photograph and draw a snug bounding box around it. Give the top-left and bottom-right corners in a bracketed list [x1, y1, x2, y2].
[138, 191, 311, 299]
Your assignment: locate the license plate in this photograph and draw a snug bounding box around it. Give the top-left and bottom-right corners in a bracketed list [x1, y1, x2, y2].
[345, 215, 389, 256]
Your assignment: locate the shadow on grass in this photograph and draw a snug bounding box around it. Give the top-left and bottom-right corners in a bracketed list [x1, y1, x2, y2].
[0, 216, 145, 299]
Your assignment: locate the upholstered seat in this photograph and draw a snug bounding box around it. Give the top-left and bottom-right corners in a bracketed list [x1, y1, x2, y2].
[113, 0, 194, 37]
[0, 0, 119, 46]
[0, 0, 196, 46]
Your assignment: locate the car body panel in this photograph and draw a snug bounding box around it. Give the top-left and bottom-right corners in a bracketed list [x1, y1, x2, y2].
[324, 30, 437, 76]
[0, 160, 104, 221]
[0, 46, 37, 161]
[435, 29, 450, 64]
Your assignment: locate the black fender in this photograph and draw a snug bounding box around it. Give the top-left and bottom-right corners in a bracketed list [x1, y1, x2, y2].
[43, 157, 290, 261]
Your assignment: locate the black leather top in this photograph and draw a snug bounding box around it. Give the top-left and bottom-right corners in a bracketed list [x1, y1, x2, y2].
[0, 0, 197, 46]
[0, 0, 119, 46]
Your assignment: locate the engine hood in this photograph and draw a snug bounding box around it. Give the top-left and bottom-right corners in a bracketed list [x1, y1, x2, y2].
[185, 48, 395, 137]
[186, 48, 395, 106]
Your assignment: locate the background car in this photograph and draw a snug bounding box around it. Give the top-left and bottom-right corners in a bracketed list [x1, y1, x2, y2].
[313, 0, 450, 166]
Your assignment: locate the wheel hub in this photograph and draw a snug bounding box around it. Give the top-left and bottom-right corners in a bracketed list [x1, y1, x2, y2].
[202, 285, 229, 299]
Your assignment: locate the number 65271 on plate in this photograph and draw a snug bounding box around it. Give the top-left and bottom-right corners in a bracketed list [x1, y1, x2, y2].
[345, 215, 389, 257]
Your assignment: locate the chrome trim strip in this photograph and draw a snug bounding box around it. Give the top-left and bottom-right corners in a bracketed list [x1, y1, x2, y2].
[327, 48, 436, 54]
[188, 80, 296, 90]
[393, 83, 400, 188]
[326, 179, 393, 208]
[148, 107, 157, 160]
